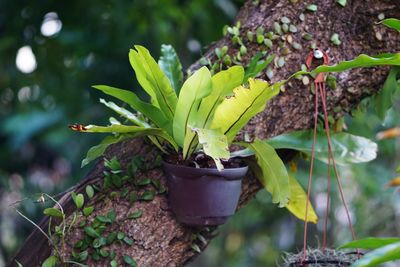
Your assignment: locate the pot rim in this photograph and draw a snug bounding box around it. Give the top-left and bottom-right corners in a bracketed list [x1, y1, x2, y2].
[162, 161, 248, 180]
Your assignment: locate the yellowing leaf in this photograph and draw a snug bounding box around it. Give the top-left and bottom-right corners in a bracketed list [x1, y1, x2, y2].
[286, 176, 318, 223]
[173, 66, 212, 149]
[198, 66, 245, 128]
[211, 78, 281, 143]
[193, 128, 230, 171]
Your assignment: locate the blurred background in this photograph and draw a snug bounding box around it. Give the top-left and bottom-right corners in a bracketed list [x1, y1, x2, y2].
[0, 1, 399, 266]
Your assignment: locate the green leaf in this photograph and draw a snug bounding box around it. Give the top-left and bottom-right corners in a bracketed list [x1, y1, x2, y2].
[99, 98, 149, 127]
[140, 191, 156, 201]
[117, 232, 125, 240]
[183, 66, 244, 157]
[96, 215, 112, 223]
[211, 78, 281, 143]
[84, 226, 100, 238]
[110, 259, 117, 267]
[129, 45, 178, 119]
[173, 66, 212, 148]
[241, 140, 290, 207]
[43, 208, 63, 218]
[379, 18, 400, 31]
[127, 210, 142, 219]
[15, 260, 23, 267]
[99, 249, 109, 257]
[93, 237, 107, 248]
[191, 244, 201, 253]
[106, 232, 117, 244]
[374, 67, 400, 121]
[123, 237, 134, 246]
[123, 254, 137, 266]
[312, 53, 400, 74]
[41, 256, 58, 267]
[129, 192, 138, 203]
[306, 4, 318, 12]
[100, 99, 170, 152]
[92, 85, 171, 133]
[336, 0, 347, 7]
[351, 241, 400, 267]
[158, 44, 183, 93]
[191, 128, 230, 171]
[85, 185, 95, 199]
[104, 157, 121, 171]
[71, 192, 84, 209]
[81, 135, 127, 168]
[77, 251, 88, 262]
[286, 176, 318, 223]
[182, 66, 244, 157]
[107, 209, 117, 222]
[243, 53, 274, 82]
[83, 206, 94, 216]
[266, 130, 378, 165]
[136, 178, 152, 186]
[339, 237, 400, 250]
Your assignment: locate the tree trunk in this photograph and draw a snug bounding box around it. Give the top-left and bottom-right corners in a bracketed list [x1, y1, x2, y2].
[9, 0, 400, 266]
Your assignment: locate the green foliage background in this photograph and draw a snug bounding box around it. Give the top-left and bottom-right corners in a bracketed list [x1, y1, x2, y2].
[0, 1, 399, 266]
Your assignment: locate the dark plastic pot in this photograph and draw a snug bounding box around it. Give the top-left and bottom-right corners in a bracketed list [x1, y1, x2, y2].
[163, 162, 248, 226]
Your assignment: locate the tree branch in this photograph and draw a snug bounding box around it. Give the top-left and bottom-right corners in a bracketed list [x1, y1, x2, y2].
[8, 0, 400, 266]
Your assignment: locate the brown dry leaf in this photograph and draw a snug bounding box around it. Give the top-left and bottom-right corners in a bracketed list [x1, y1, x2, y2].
[376, 127, 400, 140]
[384, 177, 400, 188]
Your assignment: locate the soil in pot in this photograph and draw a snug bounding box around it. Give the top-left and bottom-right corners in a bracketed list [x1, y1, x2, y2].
[163, 154, 248, 226]
[282, 248, 360, 267]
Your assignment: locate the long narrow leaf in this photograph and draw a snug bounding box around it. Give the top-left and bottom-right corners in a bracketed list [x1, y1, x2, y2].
[71, 124, 178, 151]
[183, 66, 244, 157]
[99, 99, 150, 127]
[92, 85, 172, 134]
[288, 53, 400, 81]
[351, 242, 400, 267]
[158, 44, 183, 93]
[98, 98, 167, 152]
[241, 140, 290, 207]
[211, 79, 281, 143]
[129, 45, 178, 119]
[173, 66, 212, 149]
[379, 18, 400, 31]
[339, 237, 400, 250]
[313, 53, 400, 74]
[81, 135, 126, 167]
[267, 130, 377, 165]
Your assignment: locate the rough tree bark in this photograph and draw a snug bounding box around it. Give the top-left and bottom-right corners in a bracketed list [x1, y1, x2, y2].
[9, 0, 400, 266]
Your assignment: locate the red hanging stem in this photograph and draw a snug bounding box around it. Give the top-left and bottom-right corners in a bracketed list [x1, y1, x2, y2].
[302, 50, 357, 265]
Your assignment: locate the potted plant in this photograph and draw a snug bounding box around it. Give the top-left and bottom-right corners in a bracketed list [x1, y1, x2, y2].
[70, 44, 296, 226]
